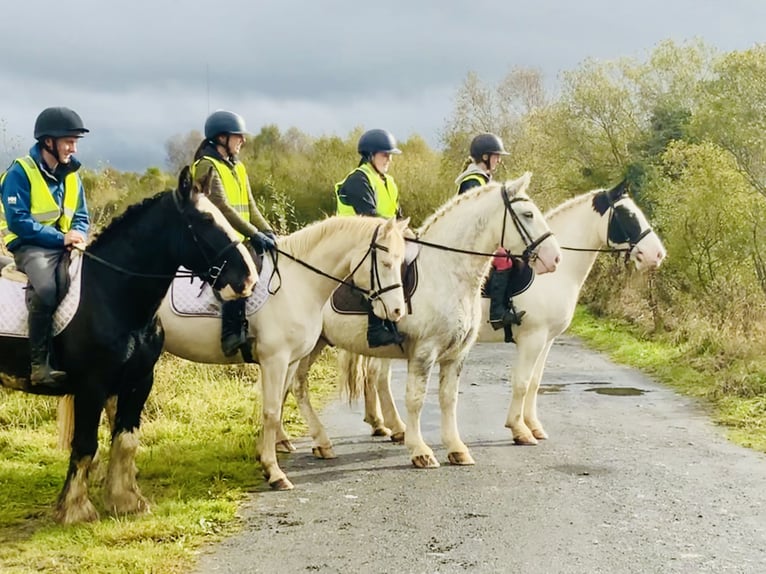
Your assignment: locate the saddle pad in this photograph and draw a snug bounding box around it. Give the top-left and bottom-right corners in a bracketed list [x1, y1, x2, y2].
[481, 264, 535, 299]
[331, 260, 419, 315]
[0, 252, 84, 338]
[169, 254, 274, 318]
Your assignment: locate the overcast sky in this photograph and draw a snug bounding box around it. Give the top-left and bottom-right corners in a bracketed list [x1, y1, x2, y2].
[1, 0, 764, 172]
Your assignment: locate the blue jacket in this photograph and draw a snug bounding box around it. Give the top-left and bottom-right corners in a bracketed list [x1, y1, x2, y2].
[1, 144, 90, 251]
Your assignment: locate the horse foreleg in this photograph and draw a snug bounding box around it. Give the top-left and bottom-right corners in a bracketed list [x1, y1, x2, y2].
[404, 354, 438, 468]
[290, 342, 335, 459]
[55, 389, 104, 524]
[524, 339, 554, 441]
[104, 371, 153, 516]
[373, 358, 406, 442]
[439, 357, 474, 465]
[505, 332, 547, 446]
[258, 355, 294, 490]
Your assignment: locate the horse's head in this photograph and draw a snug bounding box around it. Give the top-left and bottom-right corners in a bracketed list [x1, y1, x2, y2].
[173, 166, 258, 300]
[593, 181, 666, 270]
[500, 173, 561, 274]
[349, 217, 409, 323]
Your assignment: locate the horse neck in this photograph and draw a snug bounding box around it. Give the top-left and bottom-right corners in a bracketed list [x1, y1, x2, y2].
[417, 190, 514, 288]
[84, 198, 180, 328]
[547, 195, 606, 289]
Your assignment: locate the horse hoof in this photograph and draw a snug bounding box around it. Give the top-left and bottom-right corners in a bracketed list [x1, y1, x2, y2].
[270, 477, 294, 491]
[312, 446, 337, 460]
[54, 501, 100, 525]
[411, 454, 440, 469]
[105, 493, 151, 515]
[276, 440, 297, 453]
[447, 451, 475, 465]
[371, 426, 392, 437]
[513, 435, 539, 446]
[390, 432, 405, 444]
[531, 428, 548, 440]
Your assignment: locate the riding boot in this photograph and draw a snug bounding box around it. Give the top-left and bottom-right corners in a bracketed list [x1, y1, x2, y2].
[28, 297, 67, 390]
[487, 268, 513, 330]
[367, 310, 405, 348]
[221, 298, 248, 357]
[502, 298, 526, 326]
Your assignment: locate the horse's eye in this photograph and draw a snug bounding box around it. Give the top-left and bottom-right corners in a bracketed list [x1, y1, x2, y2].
[382, 260, 393, 269]
[523, 211, 534, 219]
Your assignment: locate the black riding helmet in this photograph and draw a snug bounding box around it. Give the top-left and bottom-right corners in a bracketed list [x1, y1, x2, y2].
[204, 110, 248, 139]
[358, 129, 402, 156]
[34, 107, 89, 140]
[470, 133, 509, 162]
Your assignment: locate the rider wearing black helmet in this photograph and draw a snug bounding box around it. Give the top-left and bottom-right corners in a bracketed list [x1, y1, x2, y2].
[334, 128, 405, 347]
[0, 107, 91, 390]
[192, 110, 276, 359]
[455, 133, 525, 332]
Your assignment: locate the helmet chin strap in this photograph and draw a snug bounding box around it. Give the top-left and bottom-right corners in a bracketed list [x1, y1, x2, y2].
[41, 138, 62, 167]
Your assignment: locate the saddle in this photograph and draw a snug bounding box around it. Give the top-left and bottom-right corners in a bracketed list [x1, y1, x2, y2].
[480, 261, 535, 300]
[331, 259, 419, 315]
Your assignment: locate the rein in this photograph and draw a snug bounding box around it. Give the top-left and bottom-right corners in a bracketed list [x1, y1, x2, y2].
[405, 184, 552, 263]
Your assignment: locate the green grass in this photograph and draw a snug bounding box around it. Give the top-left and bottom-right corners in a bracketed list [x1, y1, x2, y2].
[569, 306, 766, 452]
[0, 349, 338, 573]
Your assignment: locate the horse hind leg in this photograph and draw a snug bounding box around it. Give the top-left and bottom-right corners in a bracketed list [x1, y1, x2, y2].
[362, 357, 391, 438]
[104, 372, 153, 516]
[54, 390, 103, 524]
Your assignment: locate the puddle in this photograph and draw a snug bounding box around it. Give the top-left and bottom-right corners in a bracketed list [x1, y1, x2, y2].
[585, 387, 647, 396]
[538, 384, 565, 394]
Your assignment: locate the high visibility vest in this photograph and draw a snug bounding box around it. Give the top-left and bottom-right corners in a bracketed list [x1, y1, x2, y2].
[456, 172, 489, 195]
[0, 155, 79, 247]
[192, 156, 250, 240]
[335, 162, 399, 218]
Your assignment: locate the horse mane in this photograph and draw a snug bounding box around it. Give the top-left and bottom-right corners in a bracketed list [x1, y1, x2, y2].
[279, 215, 384, 254]
[418, 180, 526, 235]
[87, 190, 168, 249]
[544, 182, 627, 220]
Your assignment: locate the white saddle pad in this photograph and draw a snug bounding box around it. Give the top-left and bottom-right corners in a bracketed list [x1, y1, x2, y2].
[0, 252, 84, 338]
[169, 255, 275, 317]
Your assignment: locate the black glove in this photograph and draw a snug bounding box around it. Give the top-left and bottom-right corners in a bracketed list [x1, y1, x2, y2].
[250, 231, 276, 252]
[263, 229, 277, 242]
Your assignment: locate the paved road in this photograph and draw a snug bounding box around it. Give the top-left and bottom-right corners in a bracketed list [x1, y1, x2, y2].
[195, 336, 766, 574]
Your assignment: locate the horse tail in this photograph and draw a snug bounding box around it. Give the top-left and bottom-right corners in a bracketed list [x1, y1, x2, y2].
[56, 395, 75, 450]
[337, 350, 369, 402]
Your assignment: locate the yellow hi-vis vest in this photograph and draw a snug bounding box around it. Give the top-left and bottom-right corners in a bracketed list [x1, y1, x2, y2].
[456, 172, 488, 194]
[335, 163, 399, 218]
[0, 155, 79, 247]
[192, 156, 250, 241]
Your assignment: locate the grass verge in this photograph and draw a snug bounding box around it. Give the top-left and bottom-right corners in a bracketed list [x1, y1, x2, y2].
[569, 306, 766, 453]
[0, 349, 338, 573]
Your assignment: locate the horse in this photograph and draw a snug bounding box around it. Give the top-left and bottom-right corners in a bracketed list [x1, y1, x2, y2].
[346, 180, 666, 446]
[287, 173, 562, 469]
[0, 166, 258, 524]
[155, 215, 410, 490]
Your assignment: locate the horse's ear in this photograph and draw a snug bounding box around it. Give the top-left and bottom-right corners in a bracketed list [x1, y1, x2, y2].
[396, 217, 410, 233]
[193, 167, 214, 198]
[608, 179, 629, 201]
[177, 166, 193, 201]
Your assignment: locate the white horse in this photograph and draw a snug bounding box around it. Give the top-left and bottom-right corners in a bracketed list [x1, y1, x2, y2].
[158, 216, 409, 489]
[288, 173, 562, 468]
[344, 180, 666, 446]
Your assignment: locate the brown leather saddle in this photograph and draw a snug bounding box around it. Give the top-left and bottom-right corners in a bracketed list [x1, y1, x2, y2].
[331, 259, 419, 315]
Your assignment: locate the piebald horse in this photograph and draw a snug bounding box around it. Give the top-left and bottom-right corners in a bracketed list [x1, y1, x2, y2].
[2, 167, 257, 524]
[343, 181, 666, 446]
[288, 173, 562, 468]
[157, 216, 409, 489]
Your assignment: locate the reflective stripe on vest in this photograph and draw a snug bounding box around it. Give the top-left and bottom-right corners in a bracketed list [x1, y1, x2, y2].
[0, 155, 79, 246]
[335, 162, 399, 218]
[192, 156, 250, 241]
[456, 173, 488, 194]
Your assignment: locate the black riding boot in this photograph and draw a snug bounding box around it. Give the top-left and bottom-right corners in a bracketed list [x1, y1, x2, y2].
[367, 310, 405, 348]
[221, 298, 248, 357]
[487, 268, 526, 329]
[28, 297, 67, 390]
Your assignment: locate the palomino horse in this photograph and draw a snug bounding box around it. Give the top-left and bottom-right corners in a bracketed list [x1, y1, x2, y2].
[288, 173, 562, 468]
[347, 180, 666, 446]
[0, 167, 257, 524]
[157, 216, 409, 490]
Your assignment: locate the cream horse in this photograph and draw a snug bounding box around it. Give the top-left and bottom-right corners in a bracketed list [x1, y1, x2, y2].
[343, 181, 666, 446]
[288, 173, 562, 468]
[158, 216, 409, 489]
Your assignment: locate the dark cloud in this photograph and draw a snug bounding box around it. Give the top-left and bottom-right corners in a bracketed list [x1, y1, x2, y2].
[1, 0, 765, 171]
